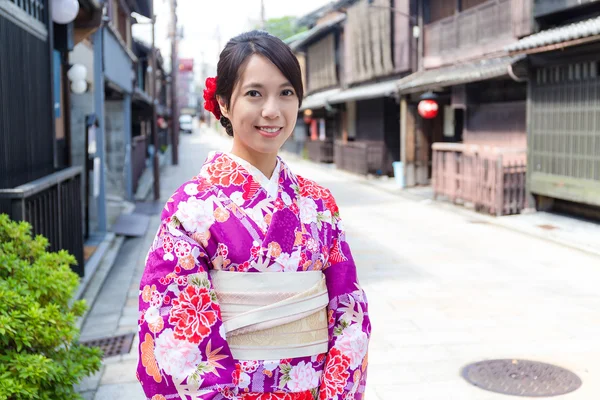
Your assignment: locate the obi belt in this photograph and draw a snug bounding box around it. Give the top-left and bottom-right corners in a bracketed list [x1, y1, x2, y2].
[209, 270, 329, 361]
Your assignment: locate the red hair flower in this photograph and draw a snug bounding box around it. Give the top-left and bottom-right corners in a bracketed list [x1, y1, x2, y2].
[203, 77, 221, 120]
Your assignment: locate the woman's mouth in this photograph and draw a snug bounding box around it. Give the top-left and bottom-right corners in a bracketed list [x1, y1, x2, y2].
[255, 126, 283, 138]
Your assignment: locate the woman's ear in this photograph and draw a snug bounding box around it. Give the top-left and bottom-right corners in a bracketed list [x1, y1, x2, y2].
[216, 96, 229, 119]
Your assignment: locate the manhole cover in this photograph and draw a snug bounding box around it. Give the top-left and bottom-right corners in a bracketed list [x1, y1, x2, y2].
[81, 333, 135, 358]
[462, 359, 582, 397]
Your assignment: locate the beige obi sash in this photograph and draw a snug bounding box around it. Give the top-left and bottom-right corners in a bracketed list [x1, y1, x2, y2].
[209, 270, 329, 361]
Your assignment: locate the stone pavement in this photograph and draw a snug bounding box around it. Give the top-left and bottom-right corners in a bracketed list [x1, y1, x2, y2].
[78, 127, 600, 400]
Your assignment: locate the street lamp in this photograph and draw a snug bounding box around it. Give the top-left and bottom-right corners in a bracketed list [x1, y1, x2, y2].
[68, 64, 88, 94]
[52, 0, 79, 24]
[131, 10, 160, 201]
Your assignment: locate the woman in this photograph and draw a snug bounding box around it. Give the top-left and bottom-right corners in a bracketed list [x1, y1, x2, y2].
[137, 30, 370, 400]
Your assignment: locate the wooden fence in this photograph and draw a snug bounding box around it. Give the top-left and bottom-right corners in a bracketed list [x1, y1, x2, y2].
[334, 140, 391, 176]
[306, 139, 334, 163]
[432, 143, 527, 216]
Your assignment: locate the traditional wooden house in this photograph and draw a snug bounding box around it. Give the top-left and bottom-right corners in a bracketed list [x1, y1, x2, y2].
[0, 0, 96, 274]
[291, 10, 347, 164]
[325, 0, 411, 176]
[506, 1, 600, 218]
[297, 0, 414, 176]
[131, 39, 169, 198]
[397, 0, 533, 216]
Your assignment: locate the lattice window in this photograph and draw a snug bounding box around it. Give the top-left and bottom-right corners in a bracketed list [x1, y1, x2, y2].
[531, 62, 600, 182]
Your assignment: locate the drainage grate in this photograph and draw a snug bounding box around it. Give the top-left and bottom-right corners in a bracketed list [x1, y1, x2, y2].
[81, 333, 136, 358]
[462, 359, 582, 397]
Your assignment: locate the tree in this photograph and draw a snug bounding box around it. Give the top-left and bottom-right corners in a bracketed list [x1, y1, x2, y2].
[259, 16, 307, 41]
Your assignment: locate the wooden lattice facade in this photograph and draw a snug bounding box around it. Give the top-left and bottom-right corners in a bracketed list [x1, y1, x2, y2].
[529, 60, 600, 207]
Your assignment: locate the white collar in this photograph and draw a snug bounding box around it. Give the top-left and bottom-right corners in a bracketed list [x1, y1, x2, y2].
[223, 152, 281, 199]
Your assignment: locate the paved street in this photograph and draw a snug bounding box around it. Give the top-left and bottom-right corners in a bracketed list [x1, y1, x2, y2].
[79, 126, 600, 400]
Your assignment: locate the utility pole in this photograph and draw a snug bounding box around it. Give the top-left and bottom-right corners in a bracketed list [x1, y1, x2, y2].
[260, 0, 265, 30]
[170, 0, 179, 165]
[151, 0, 160, 200]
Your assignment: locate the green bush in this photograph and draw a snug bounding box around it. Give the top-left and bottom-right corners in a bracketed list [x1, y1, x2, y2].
[0, 214, 102, 400]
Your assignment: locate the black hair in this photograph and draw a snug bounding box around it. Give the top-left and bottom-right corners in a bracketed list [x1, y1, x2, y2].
[215, 30, 304, 136]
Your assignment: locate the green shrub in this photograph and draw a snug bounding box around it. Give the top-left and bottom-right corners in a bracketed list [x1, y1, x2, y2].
[0, 214, 102, 400]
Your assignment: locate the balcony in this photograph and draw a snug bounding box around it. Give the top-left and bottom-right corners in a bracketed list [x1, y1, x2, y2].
[534, 0, 599, 17]
[424, 0, 530, 68]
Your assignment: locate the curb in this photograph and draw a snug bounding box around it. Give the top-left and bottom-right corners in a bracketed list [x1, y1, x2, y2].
[75, 201, 135, 330]
[280, 151, 600, 259]
[76, 234, 126, 331]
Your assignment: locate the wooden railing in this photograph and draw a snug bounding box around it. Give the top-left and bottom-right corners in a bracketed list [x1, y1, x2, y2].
[0, 167, 84, 275]
[306, 140, 334, 164]
[432, 143, 527, 216]
[424, 0, 517, 67]
[334, 140, 391, 176]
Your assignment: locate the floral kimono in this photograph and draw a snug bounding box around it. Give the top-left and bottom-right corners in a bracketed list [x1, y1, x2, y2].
[137, 152, 370, 400]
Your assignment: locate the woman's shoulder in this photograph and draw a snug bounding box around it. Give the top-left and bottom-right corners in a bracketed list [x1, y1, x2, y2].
[160, 175, 218, 221]
[296, 174, 339, 215]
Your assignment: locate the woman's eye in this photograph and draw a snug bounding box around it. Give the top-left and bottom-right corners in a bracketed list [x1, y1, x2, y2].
[246, 90, 261, 97]
[282, 89, 294, 96]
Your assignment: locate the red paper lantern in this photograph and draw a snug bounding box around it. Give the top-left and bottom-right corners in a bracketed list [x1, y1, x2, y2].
[418, 99, 439, 119]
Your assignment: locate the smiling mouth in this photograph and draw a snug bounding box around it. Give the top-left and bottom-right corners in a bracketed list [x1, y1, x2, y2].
[255, 126, 283, 136]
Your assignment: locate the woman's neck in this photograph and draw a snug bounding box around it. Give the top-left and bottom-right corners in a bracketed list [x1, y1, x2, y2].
[229, 144, 278, 179]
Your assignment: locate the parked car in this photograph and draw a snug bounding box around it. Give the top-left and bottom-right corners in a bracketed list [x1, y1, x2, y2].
[179, 114, 194, 134]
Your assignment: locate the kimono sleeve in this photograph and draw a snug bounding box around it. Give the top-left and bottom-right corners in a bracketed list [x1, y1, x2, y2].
[319, 205, 371, 400]
[137, 216, 239, 400]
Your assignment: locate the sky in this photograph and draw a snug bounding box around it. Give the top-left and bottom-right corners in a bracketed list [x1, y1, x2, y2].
[133, 0, 333, 84]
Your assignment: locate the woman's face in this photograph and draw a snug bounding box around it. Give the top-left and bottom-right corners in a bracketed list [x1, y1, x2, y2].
[218, 54, 299, 158]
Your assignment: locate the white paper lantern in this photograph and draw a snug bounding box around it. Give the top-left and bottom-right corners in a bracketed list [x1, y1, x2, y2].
[67, 64, 87, 82]
[71, 80, 88, 94]
[52, 0, 80, 25]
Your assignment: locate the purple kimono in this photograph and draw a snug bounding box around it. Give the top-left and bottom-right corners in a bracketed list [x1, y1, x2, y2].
[137, 152, 370, 400]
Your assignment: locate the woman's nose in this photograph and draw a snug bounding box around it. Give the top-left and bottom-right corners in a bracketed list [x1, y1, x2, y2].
[262, 98, 281, 119]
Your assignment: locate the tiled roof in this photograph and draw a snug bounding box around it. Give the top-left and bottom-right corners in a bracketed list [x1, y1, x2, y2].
[396, 56, 525, 94]
[506, 15, 600, 53]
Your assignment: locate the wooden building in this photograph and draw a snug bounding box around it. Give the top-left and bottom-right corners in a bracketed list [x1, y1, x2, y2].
[507, 0, 600, 216]
[397, 0, 533, 215]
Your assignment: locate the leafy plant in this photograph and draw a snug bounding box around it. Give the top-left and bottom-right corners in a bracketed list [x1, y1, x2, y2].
[0, 214, 102, 399]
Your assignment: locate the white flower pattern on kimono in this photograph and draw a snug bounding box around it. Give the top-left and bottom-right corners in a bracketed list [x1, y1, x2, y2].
[334, 325, 369, 370]
[298, 197, 318, 225]
[239, 372, 251, 389]
[154, 329, 202, 380]
[230, 191, 245, 206]
[184, 183, 199, 196]
[144, 306, 161, 325]
[176, 197, 215, 233]
[281, 191, 292, 206]
[274, 249, 301, 272]
[287, 361, 321, 392]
